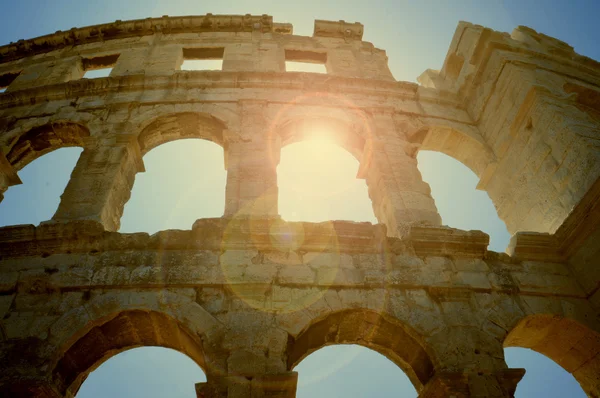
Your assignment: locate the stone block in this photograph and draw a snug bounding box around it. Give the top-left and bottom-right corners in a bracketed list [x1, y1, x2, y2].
[0, 294, 14, 319]
[92, 266, 131, 286]
[0, 272, 18, 293]
[166, 266, 209, 284]
[243, 264, 279, 283]
[303, 252, 354, 269]
[49, 267, 93, 288]
[316, 268, 365, 286]
[458, 271, 492, 289]
[0, 224, 35, 243]
[278, 266, 315, 284]
[220, 250, 258, 267]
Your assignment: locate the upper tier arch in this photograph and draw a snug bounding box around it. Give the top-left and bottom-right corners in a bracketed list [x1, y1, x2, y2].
[409, 120, 496, 178]
[136, 111, 228, 155]
[271, 103, 371, 162]
[4, 121, 89, 171]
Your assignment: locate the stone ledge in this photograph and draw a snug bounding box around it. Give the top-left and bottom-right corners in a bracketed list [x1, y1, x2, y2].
[507, 232, 562, 262]
[0, 71, 426, 111]
[0, 219, 492, 260]
[508, 176, 600, 262]
[407, 226, 489, 258]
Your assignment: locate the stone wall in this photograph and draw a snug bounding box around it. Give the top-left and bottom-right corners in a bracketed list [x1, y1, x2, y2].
[0, 15, 599, 397]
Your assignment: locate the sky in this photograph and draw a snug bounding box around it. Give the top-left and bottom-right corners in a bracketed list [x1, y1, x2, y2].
[0, 0, 598, 397]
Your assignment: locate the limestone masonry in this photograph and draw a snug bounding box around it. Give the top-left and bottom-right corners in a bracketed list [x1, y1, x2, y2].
[0, 14, 599, 397]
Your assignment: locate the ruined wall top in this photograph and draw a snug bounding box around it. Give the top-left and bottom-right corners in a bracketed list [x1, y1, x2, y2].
[0, 15, 366, 62]
[420, 21, 600, 94]
[0, 14, 397, 90]
[0, 14, 293, 61]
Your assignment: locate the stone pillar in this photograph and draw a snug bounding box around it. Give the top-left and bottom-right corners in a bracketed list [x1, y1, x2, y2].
[359, 113, 441, 237]
[0, 339, 62, 398]
[224, 100, 279, 218]
[52, 135, 144, 231]
[0, 382, 63, 398]
[419, 369, 525, 398]
[0, 150, 22, 203]
[194, 309, 296, 397]
[196, 372, 298, 398]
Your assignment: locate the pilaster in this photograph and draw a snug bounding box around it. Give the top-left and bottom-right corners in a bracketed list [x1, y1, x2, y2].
[360, 112, 441, 237]
[196, 373, 297, 398]
[51, 134, 144, 231]
[224, 100, 279, 218]
[419, 369, 525, 398]
[0, 150, 22, 203]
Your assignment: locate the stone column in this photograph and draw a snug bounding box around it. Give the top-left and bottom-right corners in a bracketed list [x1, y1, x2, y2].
[419, 369, 525, 398]
[0, 339, 62, 398]
[359, 113, 441, 237]
[196, 372, 298, 398]
[0, 382, 62, 398]
[51, 135, 144, 231]
[195, 309, 297, 397]
[424, 324, 525, 398]
[0, 150, 22, 203]
[224, 100, 279, 218]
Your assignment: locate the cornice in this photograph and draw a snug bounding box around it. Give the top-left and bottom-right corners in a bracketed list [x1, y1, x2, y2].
[0, 72, 464, 112]
[0, 14, 292, 64]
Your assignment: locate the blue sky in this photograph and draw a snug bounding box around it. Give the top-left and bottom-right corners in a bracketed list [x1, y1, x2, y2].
[0, 0, 597, 397]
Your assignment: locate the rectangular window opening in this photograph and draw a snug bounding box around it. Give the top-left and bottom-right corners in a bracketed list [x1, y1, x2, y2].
[285, 49, 327, 73]
[82, 54, 119, 79]
[0, 71, 20, 92]
[181, 48, 224, 71]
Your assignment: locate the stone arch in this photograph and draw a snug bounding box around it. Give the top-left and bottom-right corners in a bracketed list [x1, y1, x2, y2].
[504, 314, 600, 397]
[409, 121, 495, 178]
[276, 115, 366, 161]
[4, 121, 90, 171]
[136, 112, 228, 155]
[286, 309, 436, 391]
[53, 310, 206, 396]
[269, 101, 373, 162]
[47, 290, 222, 397]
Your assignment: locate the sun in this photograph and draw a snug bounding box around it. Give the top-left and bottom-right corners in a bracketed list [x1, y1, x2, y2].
[299, 121, 343, 155]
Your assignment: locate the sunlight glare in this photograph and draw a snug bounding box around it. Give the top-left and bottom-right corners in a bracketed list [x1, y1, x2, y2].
[277, 132, 377, 223]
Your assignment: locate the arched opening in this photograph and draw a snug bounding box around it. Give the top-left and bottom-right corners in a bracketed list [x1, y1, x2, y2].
[120, 139, 226, 233]
[120, 112, 227, 233]
[277, 118, 376, 223]
[288, 309, 435, 393]
[0, 121, 88, 226]
[504, 315, 600, 397]
[5, 121, 89, 171]
[295, 345, 416, 397]
[505, 348, 586, 398]
[416, 150, 510, 252]
[53, 310, 207, 397]
[0, 147, 82, 227]
[76, 347, 205, 398]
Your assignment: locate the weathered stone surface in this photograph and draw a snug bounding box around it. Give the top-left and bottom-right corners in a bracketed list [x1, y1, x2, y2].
[0, 14, 599, 398]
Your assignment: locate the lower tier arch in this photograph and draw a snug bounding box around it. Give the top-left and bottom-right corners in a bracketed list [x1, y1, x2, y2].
[504, 314, 600, 397]
[287, 309, 436, 391]
[52, 309, 207, 397]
